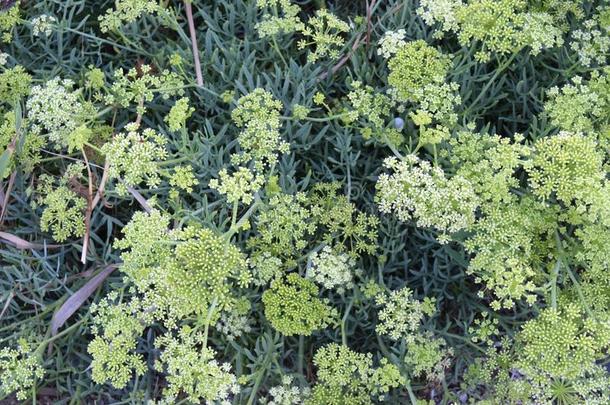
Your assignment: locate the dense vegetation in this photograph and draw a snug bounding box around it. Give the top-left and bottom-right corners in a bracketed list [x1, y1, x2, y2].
[0, 0, 609, 403]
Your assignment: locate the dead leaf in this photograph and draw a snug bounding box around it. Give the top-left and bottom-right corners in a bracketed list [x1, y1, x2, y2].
[0, 231, 60, 249]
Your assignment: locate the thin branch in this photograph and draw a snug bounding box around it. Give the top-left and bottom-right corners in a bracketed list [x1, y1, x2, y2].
[184, 0, 203, 86]
[80, 149, 95, 264]
[365, 0, 377, 47]
[318, 33, 364, 81]
[318, 0, 378, 81]
[91, 160, 110, 209]
[0, 171, 16, 225]
[134, 97, 145, 127]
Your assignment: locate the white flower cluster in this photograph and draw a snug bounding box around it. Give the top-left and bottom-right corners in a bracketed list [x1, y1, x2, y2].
[216, 311, 252, 341]
[307, 246, 354, 294]
[255, 0, 304, 38]
[31, 15, 56, 37]
[416, 0, 463, 37]
[0, 52, 8, 66]
[0, 340, 44, 400]
[157, 329, 241, 404]
[411, 82, 461, 128]
[571, 18, 610, 67]
[377, 29, 406, 59]
[264, 376, 310, 405]
[375, 287, 435, 342]
[26, 77, 91, 152]
[231, 89, 289, 171]
[101, 122, 168, 195]
[209, 167, 264, 205]
[522, 12, 564, 56]
[417, 0, 563, 58]
[376, 155, 479, 242]
[250, 252, 283, 286]
[544, 76, 604, 133]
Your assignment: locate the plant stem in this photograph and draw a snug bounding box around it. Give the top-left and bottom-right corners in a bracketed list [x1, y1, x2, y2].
[184, 1, 203, 86]
[84, 142, 103, 154]
[550, 259, 561, 310]
[464, 50, 520, 116]
[565, 265, 594, 319]
[281, 112, 351, 123]
[435, 330, 486, 353]
[224, 194, 262, 239]
[297, 335, 305, 377]
[341, 298, 353, 346]
[230, 201, 239, 230]
[246, 345, 274, 405]
[405, 380, 418, 405]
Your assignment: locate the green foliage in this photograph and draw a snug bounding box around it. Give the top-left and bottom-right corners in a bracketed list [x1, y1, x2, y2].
[307, 343, 404, 404]
[88, 293, 150, 389]
[376, 155, 479, 241]
[101, 122, 168, 195]
[155, 327, 240, 403]
[262, 273, 336, 336]
[99, 0, 160, 33]
[0, 110, 44, 176]
[387, 40, 451, 102]
[0, 66, 31, 105]
[375, 287, 436, 342]
[0, 340, 44, 400]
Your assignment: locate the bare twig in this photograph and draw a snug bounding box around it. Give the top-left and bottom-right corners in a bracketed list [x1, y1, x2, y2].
[184, 0, 203, 86]
[91, 160, 110, 209]
[318, 0, 379, 81]
[0, 171, 16, 225]
[0, 231, 60, 249]
[366, 0, 377, 47]
[135, 97, 145, 127]
[80, 149, 95, 264]
[318, 33, 365, 81]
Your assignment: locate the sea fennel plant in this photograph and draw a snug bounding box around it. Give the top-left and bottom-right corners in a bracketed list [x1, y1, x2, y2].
[0, 0, 609, 403]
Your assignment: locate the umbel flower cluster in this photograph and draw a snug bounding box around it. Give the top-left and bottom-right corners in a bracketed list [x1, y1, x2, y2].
[1, 0, 610, 403]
